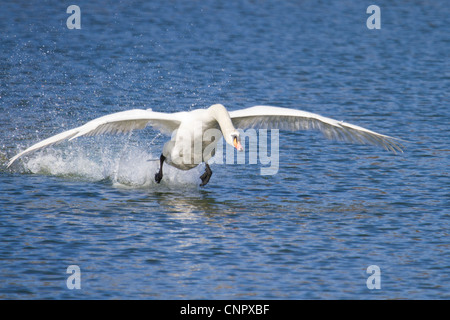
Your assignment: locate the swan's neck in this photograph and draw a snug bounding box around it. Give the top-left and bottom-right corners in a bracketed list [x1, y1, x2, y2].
[208, 104, 236, 135]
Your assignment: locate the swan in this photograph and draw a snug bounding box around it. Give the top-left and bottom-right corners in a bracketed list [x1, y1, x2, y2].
[7, 104, 403, 186]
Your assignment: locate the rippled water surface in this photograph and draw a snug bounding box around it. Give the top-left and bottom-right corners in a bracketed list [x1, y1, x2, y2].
[1, 0, 449, 299]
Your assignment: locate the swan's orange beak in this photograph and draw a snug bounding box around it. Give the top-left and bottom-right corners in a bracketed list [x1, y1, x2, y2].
[233, 137, 243, 151]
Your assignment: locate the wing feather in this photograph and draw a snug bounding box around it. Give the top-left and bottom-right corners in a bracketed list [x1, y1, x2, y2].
[229, 106, 403, 153]
[8, 109, 181, 167]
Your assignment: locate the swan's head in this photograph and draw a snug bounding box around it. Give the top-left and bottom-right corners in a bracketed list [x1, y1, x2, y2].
[226, 130, 243, 151]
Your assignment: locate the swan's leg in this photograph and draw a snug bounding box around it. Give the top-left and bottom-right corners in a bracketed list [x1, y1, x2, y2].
[199, 163, 212, 187]
[155, 154, 166, 183]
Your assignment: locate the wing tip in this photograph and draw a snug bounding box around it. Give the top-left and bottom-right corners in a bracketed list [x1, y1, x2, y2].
[7, 154, 20, 168]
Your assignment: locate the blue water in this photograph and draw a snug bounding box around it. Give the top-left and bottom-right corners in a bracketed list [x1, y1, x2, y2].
[1, 0, 449, 299]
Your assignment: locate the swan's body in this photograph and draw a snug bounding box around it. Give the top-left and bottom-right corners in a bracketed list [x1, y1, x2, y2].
[7, 104, 403, 186]
[160, 105, 239, 171]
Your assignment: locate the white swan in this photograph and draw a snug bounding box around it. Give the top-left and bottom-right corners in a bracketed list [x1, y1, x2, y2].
[7, 104, 403, 186]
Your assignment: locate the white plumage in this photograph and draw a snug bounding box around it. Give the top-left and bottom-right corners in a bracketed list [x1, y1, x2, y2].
[8, 104, 403, 186]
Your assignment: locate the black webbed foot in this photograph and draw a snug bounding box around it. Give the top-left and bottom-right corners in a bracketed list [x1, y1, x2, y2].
[199, 163, 212, 187]
[155, 154, 166, 184]
[155, 171, 163, 183]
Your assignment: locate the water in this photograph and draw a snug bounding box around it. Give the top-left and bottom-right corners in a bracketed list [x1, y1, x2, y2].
[0, 0, 449, 299]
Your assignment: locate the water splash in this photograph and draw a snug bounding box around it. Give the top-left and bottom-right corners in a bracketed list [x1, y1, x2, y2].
[16, 142, 200, 188]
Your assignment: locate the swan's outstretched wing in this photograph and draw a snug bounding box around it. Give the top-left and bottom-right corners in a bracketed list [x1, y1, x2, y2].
[229, 106, 403, 153]
[8, 109, 182, 167]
